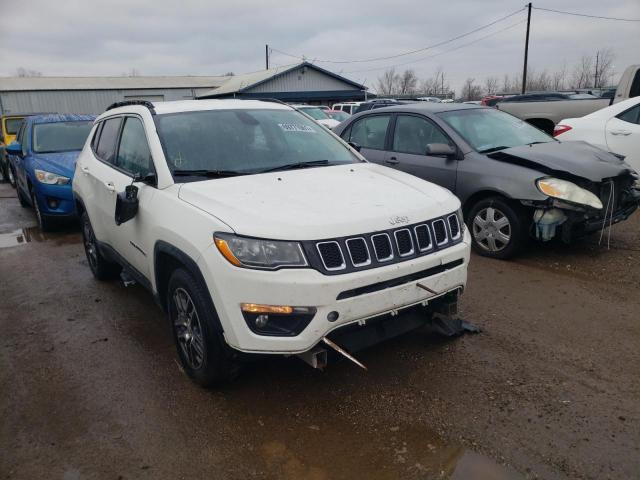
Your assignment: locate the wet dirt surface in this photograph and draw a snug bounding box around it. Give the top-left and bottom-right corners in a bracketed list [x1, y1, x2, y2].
[1, 181, 638, 479]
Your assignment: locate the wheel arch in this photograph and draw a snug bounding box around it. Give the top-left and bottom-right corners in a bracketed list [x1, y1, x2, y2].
[462, 189, 514, 217]
[153, 241, 222, 332]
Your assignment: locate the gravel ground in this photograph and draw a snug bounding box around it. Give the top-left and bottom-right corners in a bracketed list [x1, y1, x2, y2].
[1, 181, 638, 480]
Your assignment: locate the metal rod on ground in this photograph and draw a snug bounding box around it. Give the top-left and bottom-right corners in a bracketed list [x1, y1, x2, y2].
[522, 2, 532, 94]
[322, 337, 368, 371]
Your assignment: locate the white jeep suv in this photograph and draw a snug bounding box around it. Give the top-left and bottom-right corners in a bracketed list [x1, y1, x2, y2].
[73, 99, 471, 386]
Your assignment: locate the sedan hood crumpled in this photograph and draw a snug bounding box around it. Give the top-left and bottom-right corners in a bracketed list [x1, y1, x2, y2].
[487, 141, 634, 182]
[178, 163, 459, 240]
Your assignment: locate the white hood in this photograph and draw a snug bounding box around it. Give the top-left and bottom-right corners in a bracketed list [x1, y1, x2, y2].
[178, 163, 459, 240]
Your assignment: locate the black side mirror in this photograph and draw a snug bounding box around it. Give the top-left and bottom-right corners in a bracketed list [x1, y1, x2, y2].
[6, 142, 23, 157]
[426, 143, 457, 158]
[115, 184, 139, 225]
[348, 141, 362, 152]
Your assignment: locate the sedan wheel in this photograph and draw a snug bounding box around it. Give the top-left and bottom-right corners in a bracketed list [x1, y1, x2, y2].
[472, 206, 511, 253]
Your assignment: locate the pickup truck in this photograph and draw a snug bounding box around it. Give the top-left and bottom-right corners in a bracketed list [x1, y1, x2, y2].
[496, 64, 640, 134]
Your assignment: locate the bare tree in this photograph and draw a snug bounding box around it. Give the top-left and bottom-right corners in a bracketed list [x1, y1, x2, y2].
[552, 63, 567, 91]
[16, 67, 42, 77]
[484, 76, 499, 95]
[593, 48, 615, 88]
[224, 71, 235, 76]
[396, 69, 418, 95]
[570, 55, 593, 89]
[376, 68, 398, 96]
[461, 78, 482, 101]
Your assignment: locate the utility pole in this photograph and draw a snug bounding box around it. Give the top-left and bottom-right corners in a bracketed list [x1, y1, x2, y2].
[265, 44, 269, 70]
[594, 51, 600, 88]
[522, 2, 532, 94]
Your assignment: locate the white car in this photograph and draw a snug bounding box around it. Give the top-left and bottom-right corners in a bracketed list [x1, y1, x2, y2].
[555, 97, 640, 172]
[290, 105, 340, 129]
[332, 102, 363, 115]
[73, 99, 470, 386]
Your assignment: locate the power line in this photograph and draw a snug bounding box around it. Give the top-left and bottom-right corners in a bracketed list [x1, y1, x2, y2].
[269, 7, 525, 65]
[343, 19, 526, 74]
[532, 6, 640, 22]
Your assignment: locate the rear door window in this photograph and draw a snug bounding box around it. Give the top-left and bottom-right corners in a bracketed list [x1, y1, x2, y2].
[630, 71, 640, 99]
[348, 115, 391, 150]
[95, 117, 122, 164]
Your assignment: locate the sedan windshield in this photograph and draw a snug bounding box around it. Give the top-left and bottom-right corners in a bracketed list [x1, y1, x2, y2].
[438, 108, 553, 153]
[33, 121, 94, 153]
[155, 108, 358, 177]
[298, 107, 331, 120]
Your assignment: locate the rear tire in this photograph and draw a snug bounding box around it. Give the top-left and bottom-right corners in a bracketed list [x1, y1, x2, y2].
[466, 196, 528, 259]
[168, 268, 240, 387]
[7, 165, 16, 188]
[81, 211, 121, 280]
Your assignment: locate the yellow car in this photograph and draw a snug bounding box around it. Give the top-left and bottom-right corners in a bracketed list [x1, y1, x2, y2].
[1, 114, 26, 186]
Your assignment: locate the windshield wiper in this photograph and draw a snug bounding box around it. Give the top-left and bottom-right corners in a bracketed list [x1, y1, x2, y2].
[527, 141, 550, 146]
[258, 160, 331, 173]
[172, 169, 245, 178]
[478, 146, 510, 154]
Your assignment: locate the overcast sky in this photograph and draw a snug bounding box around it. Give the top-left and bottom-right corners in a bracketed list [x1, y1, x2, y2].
[0, 0, 638, 94]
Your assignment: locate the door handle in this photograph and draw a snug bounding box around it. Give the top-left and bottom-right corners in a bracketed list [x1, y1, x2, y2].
[104, 181, 116, 193]
[610, 130, 631, 136]
[81, 166, 90, 175]
[385, 156, 399, 165]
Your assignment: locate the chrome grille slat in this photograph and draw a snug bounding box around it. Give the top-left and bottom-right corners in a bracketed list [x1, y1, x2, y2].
[393, 228, 414, 257]
[346, 237, 371, 267]
[432, 219, 448, 246]
[414, 224, 433, 252]
[371, 233, 394, 262]
[447, 214, 461, 240]
[316, 241, 346, 271]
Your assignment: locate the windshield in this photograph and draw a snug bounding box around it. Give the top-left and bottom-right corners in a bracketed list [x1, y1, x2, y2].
[5, 118, 24, 135]
[438, 108, 553, 153]
[33, 121, 93, 153]
[327, 111, 350, 122]
[155, 108, 358, 177]
[298, 107, 330, 120]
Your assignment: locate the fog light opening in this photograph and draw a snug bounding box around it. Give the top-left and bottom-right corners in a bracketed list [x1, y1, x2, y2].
[255, 314, 269, 328]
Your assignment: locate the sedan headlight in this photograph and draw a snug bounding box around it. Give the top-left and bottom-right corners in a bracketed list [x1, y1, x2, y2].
[536, 177, 603, 210]
[35, 169, 70, 185]
[214, 233, 308, 269]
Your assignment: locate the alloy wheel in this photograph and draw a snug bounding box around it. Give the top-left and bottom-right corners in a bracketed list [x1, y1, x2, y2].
[472, 206, 512, 253]
[83, 219, 98, 271]
[173, 287, 205, 370]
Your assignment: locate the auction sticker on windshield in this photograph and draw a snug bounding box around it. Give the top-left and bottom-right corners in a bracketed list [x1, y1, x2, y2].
[278, 123, 316, 133]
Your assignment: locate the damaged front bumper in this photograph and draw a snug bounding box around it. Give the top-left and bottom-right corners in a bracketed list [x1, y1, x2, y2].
[524, 187, 640, 242]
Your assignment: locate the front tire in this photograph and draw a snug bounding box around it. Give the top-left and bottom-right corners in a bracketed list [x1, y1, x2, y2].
[168, 268, 240, 387]
[7, 165, 16, 188]
[467, 196, 528, 259]
[17, 186, 30, 207]
[81, 211, 121, 280]
[31, 190, 54, 232]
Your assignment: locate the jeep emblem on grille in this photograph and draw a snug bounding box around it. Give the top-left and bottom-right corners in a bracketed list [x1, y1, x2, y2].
[389, 215, 410, 226]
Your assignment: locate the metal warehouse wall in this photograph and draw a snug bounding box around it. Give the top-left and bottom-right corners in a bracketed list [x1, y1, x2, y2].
[0, 88, 213, 115]
[248, 67, 359, 94]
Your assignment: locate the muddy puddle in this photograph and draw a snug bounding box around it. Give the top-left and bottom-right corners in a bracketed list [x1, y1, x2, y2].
[0, 226, 81, 248]
[253, 419, 522, 479]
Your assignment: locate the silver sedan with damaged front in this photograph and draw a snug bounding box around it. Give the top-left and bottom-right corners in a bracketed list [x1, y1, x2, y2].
[333, 103, 640, 259]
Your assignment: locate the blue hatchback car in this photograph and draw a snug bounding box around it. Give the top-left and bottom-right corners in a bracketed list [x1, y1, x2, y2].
[6, 114, 95, 230]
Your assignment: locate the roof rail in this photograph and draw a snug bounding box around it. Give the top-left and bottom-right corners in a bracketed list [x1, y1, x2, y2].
[106, 100, 156, 115]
